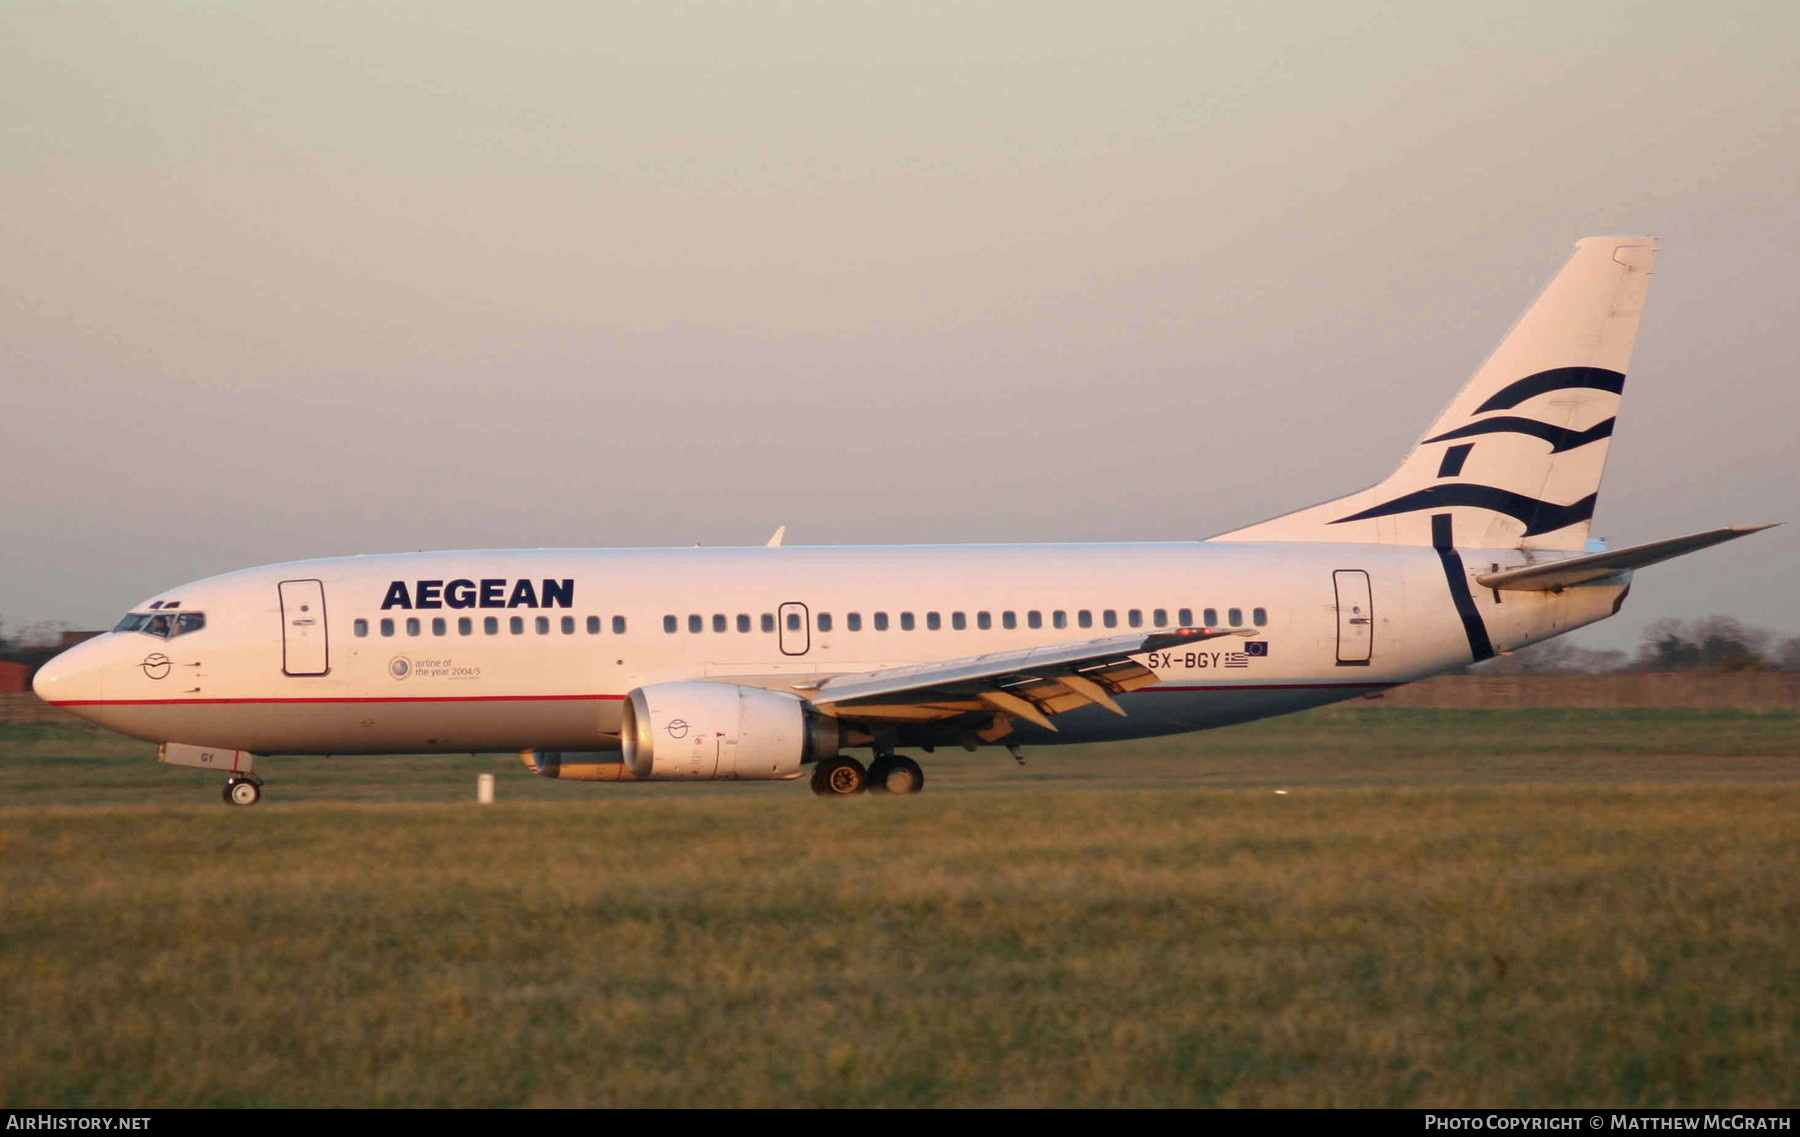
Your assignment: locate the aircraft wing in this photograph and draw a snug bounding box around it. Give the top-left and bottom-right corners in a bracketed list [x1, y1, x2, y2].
[1476, 524, 1776, 592]
[789, 627, 1258, 731]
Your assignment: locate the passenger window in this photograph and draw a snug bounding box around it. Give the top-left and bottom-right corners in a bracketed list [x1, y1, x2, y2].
[874, 612, 889, 631]
[712, 614, 727, 633]
[432, 618, 447, 636]
[1027, 611, 1041, 629]
[664, 615, 678, 634]
[1128, 609, 1143, 628]
[786, 611, 802, 632]
[1053, 611, 1067, 630]
[1178, 608, 1193, 626]
[952, 612, 967, 630]
[380, 618, 395, 637]
[459, 617, 473, 635]
[847, 613, 862, 631]
[761, 613, 775, 633]
[1001, 611, 1016, 630]
[926, 612, 941, 631]
[1228, 608, 1242, 626]
[1253, 607, 1268, 626]
[176, 612, 205, 636]
[613, 616, 627, 634]
[818, 613, 833, 632]
[1154, 608, 1168, 627]
[1103, 610, 1118, 629]
[737, 614, 751, 633]
[537, 616, 551, 635]
[354, 618, 369, 638]
[510, 616, 524, 634]
[485, 616, 499, 634]
[587, 616, 601, 634]
[688, 615, 703, 634]
[977, 612, 991, 630]
[562, 616, 575, 634]
[1204, 608, 1218, 626]
[405, 618, 421, 636]
[900, 612, 915, 631]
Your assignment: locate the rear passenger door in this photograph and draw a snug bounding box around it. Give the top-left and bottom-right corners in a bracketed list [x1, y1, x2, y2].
[1333, 570, 1373, 666]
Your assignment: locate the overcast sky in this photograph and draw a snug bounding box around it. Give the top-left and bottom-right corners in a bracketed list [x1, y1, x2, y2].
[3, 0, 1795, 652]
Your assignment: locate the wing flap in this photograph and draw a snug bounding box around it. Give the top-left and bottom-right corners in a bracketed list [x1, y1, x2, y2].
[1476, 525, 1776, 591]
[806, 626, 1256, 726]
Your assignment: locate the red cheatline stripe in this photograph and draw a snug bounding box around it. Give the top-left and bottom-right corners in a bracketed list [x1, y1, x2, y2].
[48, 694, 627, 707]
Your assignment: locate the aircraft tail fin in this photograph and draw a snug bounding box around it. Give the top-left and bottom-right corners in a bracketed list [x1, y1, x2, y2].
[1213, 236, 1657, 550]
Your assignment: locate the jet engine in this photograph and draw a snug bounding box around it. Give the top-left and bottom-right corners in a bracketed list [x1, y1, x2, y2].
[621, 681, 837, 781]
[519, 749, 639, 781]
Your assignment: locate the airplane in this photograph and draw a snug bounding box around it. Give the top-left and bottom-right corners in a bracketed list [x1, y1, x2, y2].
[31, 235, 1773, 805]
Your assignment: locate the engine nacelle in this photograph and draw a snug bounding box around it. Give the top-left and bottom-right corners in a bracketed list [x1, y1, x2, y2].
[519, 749, 639, 781]
[622, 682, 836, 781]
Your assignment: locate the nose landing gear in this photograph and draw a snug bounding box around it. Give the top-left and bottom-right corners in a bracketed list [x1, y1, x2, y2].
[223, 777, 263, 806]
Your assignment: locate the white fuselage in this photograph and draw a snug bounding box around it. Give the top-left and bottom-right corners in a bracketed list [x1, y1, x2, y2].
[34, 540, 1623, 757]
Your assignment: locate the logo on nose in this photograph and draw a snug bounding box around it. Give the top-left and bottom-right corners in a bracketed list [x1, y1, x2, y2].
[140, 653, 172, 680]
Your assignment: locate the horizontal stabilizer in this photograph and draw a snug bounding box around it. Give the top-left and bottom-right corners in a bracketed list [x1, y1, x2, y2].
[1476, 525, 1776, 591]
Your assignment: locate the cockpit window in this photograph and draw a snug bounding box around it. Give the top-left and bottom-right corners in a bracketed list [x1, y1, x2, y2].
[114, 610, 205, 639]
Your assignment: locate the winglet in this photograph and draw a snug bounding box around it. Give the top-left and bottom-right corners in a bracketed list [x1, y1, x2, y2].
[765, 525, 786, 548]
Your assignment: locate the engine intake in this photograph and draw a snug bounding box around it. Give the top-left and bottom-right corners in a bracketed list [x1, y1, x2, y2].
[622, 682, 836, 781]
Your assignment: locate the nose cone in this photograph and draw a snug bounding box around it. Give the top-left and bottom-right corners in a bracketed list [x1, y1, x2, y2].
[32, 637, 113, 709]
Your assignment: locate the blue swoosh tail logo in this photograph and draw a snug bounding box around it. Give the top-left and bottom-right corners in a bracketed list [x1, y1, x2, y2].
[1474, 367, 1624, 414]
[1424, 415, 1615, 453]
[1331, 485, 1597, 536]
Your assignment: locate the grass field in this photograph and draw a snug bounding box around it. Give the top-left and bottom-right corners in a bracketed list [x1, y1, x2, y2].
[2, 708, 1797, 1107]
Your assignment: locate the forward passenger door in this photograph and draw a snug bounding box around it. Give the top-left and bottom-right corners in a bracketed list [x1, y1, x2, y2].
[278, 579, 330, 676]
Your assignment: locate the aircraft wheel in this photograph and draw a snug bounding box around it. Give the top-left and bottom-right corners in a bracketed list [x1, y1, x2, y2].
[224, 779, 261, 807]
[810, 756, 867, 797]
[868, 755, 925, 796]
[874, 759, 921, 795]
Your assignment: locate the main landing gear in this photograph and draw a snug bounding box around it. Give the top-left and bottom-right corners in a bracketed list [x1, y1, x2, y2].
[809, 754, 925, 797]
[223, 776, 263, 807]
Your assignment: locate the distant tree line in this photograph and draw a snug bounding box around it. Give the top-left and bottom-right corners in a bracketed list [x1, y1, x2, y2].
[1474, 616, 1800, 675]
[0, 620, 74, 681]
